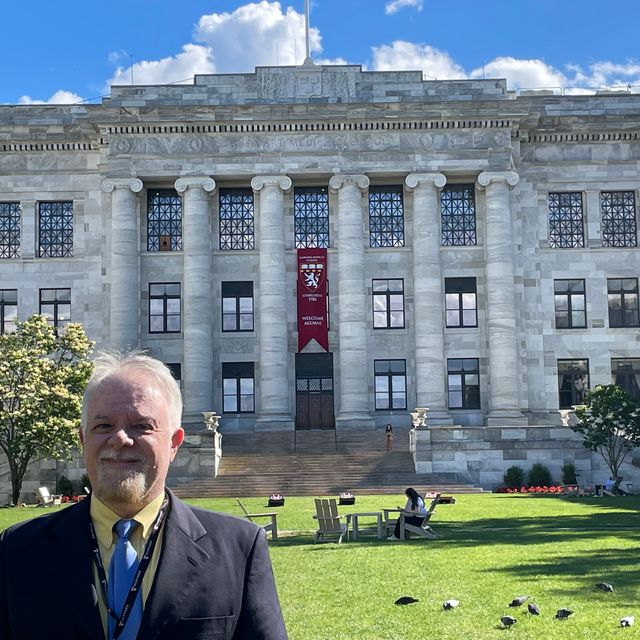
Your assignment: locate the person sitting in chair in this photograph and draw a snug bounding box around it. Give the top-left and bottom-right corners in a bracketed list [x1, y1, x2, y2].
[387, 487, 427, 541]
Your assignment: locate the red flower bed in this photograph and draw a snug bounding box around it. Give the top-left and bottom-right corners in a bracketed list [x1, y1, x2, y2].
[495, 485, 574, 494]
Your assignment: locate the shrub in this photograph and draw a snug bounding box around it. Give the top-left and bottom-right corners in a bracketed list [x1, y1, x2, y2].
[80, 473, 92, 493]
[561, 462, 577, 485]
[503, 465, 525, 489]
[56, 474, 74, 498]
[527, 462, 553, 487]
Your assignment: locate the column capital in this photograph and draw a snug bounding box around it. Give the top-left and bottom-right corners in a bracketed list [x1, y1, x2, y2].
[405, 173, 446, 190]
[477, 171, 519, 189]
[101, 178, 143, 194]
[250, 175, 292, 193]
[175, 176, 216, 194]
[329, 174, 370, 192]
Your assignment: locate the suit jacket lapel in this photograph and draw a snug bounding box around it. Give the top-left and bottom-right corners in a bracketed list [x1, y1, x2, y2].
[139, 493, 212, 639]
[46, 499, 106, 639]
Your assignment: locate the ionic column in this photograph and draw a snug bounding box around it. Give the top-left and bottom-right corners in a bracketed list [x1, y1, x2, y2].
[477, 171, 525, 425]
[329, 174, 374, 428]
[175, 176, 216, 418]
[251, 175, 293, 429]
[102, 178, 143, 349]
[406, 173, 452, 424]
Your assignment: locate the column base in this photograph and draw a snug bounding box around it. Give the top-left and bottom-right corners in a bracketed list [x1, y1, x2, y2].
[255, 415, 295, 431]
[486, 410, 528, 426]
[335, 414, 376, 429]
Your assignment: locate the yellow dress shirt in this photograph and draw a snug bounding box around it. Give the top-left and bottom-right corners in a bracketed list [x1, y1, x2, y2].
[90, 493, 166, 637]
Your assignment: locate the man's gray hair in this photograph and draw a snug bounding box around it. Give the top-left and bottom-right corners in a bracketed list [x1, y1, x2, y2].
[81, 351, 183, 432]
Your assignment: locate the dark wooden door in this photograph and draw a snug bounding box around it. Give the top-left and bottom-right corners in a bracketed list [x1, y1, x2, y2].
[295, 353, 335, 430]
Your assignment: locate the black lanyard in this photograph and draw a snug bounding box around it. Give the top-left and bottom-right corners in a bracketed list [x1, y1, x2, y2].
[89, 494, 170, 640]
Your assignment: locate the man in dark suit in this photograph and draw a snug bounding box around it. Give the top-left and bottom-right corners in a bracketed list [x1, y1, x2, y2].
[0, 352, 288, 639]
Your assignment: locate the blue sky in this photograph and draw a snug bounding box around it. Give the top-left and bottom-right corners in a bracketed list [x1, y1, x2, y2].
[3, 0, 640, 104]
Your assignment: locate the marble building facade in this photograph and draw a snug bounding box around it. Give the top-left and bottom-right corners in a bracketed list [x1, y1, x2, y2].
[1, 64, 640, 485]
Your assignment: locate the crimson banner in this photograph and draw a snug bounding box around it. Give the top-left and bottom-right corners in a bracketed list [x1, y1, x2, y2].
[297, 248, 328, 352]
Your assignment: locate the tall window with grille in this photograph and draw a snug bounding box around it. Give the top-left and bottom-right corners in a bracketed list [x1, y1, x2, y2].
[608, 278, 639, 328]
[372, 279, 404, 329]
[39, 288, 70, 331]
[222, 281, 254, 332]
[447, 358, 480, 409]
[374, 360, 407, 410]
[558, 359, 589, 408]
[601, 191, 637, 247]
[219, 188, 254, 250]
[222, 362, 255, 413]
[294, 187, 329, 248]
[441, 185, 476, 246]
[369, 186, 404, 248]
[548, 192, 584, 248]
[149, 283, 181, 333]
[445, 277, 477, 327]
[554, 279, 586, 329]
[0, 202, 20, 259]
[147, 189, 182, 251]
[0, 290, 17, 334]
[38, 201, 73, 257]
[612, 358, 640, 403]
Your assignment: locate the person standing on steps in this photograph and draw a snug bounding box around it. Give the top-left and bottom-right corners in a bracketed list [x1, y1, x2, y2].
[385, 423, 393, 452]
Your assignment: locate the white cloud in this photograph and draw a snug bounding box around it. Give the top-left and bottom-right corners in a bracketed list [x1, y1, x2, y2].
[371, 41, 464, 79]
[469, 57, 567, 90]
[19, 89, 84, 105]
[107, 44, 214, 89]
[195, 1, 321, 71]
[385, 0, 423, 15]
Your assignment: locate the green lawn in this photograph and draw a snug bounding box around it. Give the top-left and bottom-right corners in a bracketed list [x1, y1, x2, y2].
[3, 494, 640, 639]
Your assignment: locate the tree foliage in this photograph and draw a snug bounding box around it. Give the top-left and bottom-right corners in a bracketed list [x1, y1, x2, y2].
[0, 315, 93, 504]
[571, 384, 640, 481]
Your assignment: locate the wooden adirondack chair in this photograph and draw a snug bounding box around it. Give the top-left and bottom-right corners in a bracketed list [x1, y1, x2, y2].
[236, 498, 278, 540]
[313, 498, 349, 543]
[383, 492, 441, 539]
[36, 487, 62, 507]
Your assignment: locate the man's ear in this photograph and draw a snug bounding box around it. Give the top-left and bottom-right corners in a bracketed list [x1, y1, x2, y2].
[171, 426, 185, 455]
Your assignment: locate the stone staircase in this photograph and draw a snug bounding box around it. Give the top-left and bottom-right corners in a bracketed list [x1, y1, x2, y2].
[171, 427, 482, 498]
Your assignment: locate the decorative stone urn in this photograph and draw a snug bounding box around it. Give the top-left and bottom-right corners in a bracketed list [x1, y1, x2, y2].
[415, 407, 429, 428]
[558, 409, 572, 427]
[202, 412, 221, 431]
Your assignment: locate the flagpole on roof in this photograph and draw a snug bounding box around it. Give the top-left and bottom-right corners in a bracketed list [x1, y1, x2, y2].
[303, 0, 313, 65]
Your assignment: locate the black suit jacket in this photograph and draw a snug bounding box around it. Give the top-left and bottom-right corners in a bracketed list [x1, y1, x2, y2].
[0, 491, 288, 639]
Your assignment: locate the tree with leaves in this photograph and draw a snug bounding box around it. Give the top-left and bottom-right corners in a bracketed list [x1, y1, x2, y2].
[0, 315, 93, 504]
[571, 384, 640, 482]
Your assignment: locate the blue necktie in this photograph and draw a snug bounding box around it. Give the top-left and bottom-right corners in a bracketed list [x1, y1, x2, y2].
[108, 519, 143, 640]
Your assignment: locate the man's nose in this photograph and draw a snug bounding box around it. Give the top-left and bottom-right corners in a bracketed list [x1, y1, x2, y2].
[107, 426, 135, 447]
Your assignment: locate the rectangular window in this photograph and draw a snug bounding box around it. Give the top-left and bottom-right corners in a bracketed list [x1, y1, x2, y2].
[447, 358, 480, 409]
[558, 359, 589, 408]
[0, 289, 17, 334]
[608, 278, 639, 328]
[548, 192, 584, 248]
[39, 288, 71, 331]
[166, 362, 182, 382]
[445, 277, 477, 327]
[149, 283, 181, 333]
[601, 191, 637, 248]
[147, 189, 182, 251]
[294, 187, 329, 248]
[554, 279, 586, 329]
[374, 360, 407, 410]
[222, 281, 254, 332]
[441, 185, 476, 246]
[219, 188, 254, 250]
[612, 358, 640, 403]
[369, 187, 404, 248]
[372, 279, 405, 329]
[222, 362, 255, 413]
[0, 203, 20, 259]
[39, 201, 73, 257]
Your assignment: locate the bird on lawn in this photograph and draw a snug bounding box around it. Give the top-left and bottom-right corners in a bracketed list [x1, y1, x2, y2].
[596, 582, 614, 592]
[500, 616, 517, 627]
[621, 616, 635, 627]
[527, 603, 540, 615]
[443, 599, 459, 610]
[509, 595, 529, 607]
[394, 596, 419, 605]
[555, 608, 573, 619]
